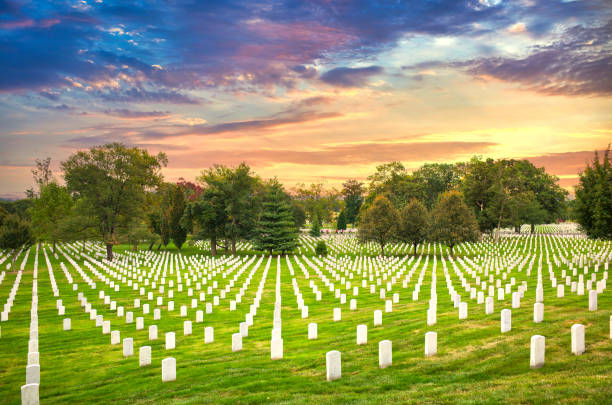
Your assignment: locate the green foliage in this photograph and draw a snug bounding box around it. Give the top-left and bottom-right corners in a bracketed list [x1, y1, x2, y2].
[430, 191, 480, 255]
[29, 181, 72, 250]
[254, 179, 298, 254]
[412, 163, 461, 209]
[342, 179, 364, 224]
[336, 209, 347, 230]
[398, 199, 429, 254]
[315, 240, 328, 256]
[0, 214, 34, 263]
[574, 147, 612, 239]
[61, 143, 167, 260]
[193, 163, 261, 254]
[294, 182, 342, 225]
[290, 200, 306, 229]
[310, 211, 321, 237]
[358, 195, 398, 255]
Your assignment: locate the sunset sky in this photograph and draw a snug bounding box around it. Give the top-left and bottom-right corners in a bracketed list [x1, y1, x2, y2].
[1, 0, 611, 199]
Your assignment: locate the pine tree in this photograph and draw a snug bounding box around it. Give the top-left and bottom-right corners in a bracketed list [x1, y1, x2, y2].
[310, 211, 321, 237]
[336, 209, 347, 230]
[254, 180, 298, 254]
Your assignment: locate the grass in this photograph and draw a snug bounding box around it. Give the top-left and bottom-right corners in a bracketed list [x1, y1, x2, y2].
[0, 236, 611, 404]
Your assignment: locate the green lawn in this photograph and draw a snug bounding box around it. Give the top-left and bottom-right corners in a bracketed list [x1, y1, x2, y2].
[0, 237, 610, 404]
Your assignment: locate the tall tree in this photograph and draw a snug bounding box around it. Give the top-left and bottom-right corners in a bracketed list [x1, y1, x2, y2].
[398, 199, 429, 255]
[0, 214, 34, 267]
[254, 179, 298, 255]
[196, 163, 261, 254]
[413, 163, 461, 209]
[310, 211, 321, 237]
[430, 191, 480, 256]
[61, 143, 167, 260]
[168, 184, 188, 252]
[358, 195, 399, 255]
[336, 209, 347, 230]
[29, 182, 72, 253]
[574, 146, 612, 239]
[26, 157, 53, 198]
[342, 179, 364, 224]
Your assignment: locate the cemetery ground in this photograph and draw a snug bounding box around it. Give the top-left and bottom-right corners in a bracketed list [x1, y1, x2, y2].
[0, 235, 611, 404]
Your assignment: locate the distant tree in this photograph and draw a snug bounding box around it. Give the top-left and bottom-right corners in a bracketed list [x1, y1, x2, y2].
[342, 179, 364, 224]
[336, 209, 347, 230]
[184, 187, 226, 255]
[430, 191, 480, 256]
[0, 214, 34, 267]
[290, 200, 307, 229]
[574, 146, 612, 239]
[61, 143, 167, 260]
[310, 211, 321, 237]
[294, 182, 342, 225]
[412, 163, 461, 209]
[315, 240, 328, 256]
[168, 184, 188, 252]
[26, 157, 53, 198]
[398, 199, 429, 255]
[358, 195, 399, 255]
[29, 182, 72, 253]
[254, 179, 298, 255]
[126, 221, 154, 251]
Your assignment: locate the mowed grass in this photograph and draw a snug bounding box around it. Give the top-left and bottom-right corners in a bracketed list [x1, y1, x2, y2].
[0, 238, 611, 404]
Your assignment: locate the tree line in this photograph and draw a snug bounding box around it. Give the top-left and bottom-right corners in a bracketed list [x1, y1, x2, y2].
[0, 143, 610, 263]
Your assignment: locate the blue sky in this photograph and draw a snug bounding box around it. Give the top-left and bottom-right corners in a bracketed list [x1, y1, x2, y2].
[1, 0, 611, 197]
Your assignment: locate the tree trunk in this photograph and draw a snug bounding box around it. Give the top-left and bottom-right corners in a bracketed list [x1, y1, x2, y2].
[530, 223, 535, 234]
[52, 240, 57, 254]
[211, 236, 217, 256]
[148, 240, 155, 251]
[106, 243, 114, 261]
[11, 248, 17, 270]
[449, 244, 454, 257]
[157, 243, 162, 251]
[231, 239, 236, 255]
[133, 243, 138, 251]
[380, 241, 385, 256]
[514, 225, 520, 234]
[413, 242, 417, 255]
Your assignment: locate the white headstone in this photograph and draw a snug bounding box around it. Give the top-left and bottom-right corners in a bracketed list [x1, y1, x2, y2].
[588, 290, 597, 311]
[165, 332, 175, 350]
[205, 326, 214, 343]
[571, 324, 585, 355]
[379, 340, 392, 369]
[21, 383, 39, 405]
[271, 338, 283, 360]
[184, 321, 192, 336]
[501, 309, 511, 333]
[530, 335, 545, 369]
[139, 345, 152, 366]
[111, 330, 120, 345]
[63, 318, 71, 331]
[333, 308, 341, 322]
[533, 303, 544, 323]
[356, 324, 367, 345]
[374, 310, 382, 326]
[232, 333, 242, 352]
[162, 357, 176, 382]
[123, 338, 134, 357]
[326, 350, 341, 381]
[308, 323, 318, 340]
[26, 365, 40, 384]
[425, 331, 437, 357]
[149, 325, 158, 340]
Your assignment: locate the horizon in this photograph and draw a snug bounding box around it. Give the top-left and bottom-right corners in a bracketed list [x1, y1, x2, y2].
[1, 1, 611, 199]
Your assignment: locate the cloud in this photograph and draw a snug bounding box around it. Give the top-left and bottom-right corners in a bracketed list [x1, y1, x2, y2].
[524, 149, 607, 176]
[169, 141, 496, 168]
[320, 66, 383, 87]
[97, 88, 201, 104]
[171, 111, 342, 138]
[465, 21, 612, 97]
[102, 109, 170, 119]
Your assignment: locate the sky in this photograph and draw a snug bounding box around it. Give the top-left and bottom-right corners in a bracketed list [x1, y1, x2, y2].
[1, 0, 611, 199]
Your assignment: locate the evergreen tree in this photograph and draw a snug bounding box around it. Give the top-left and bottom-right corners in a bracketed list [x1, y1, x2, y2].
[336, 209, 347, 230]
[254, 179, 298, 254]
[574, 146, 612, 239]
[315, 240, 328, 256]
[310, 211, 321, 237]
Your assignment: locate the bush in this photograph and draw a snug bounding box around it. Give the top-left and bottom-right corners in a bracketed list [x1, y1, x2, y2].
[315, 240, 327, 256]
